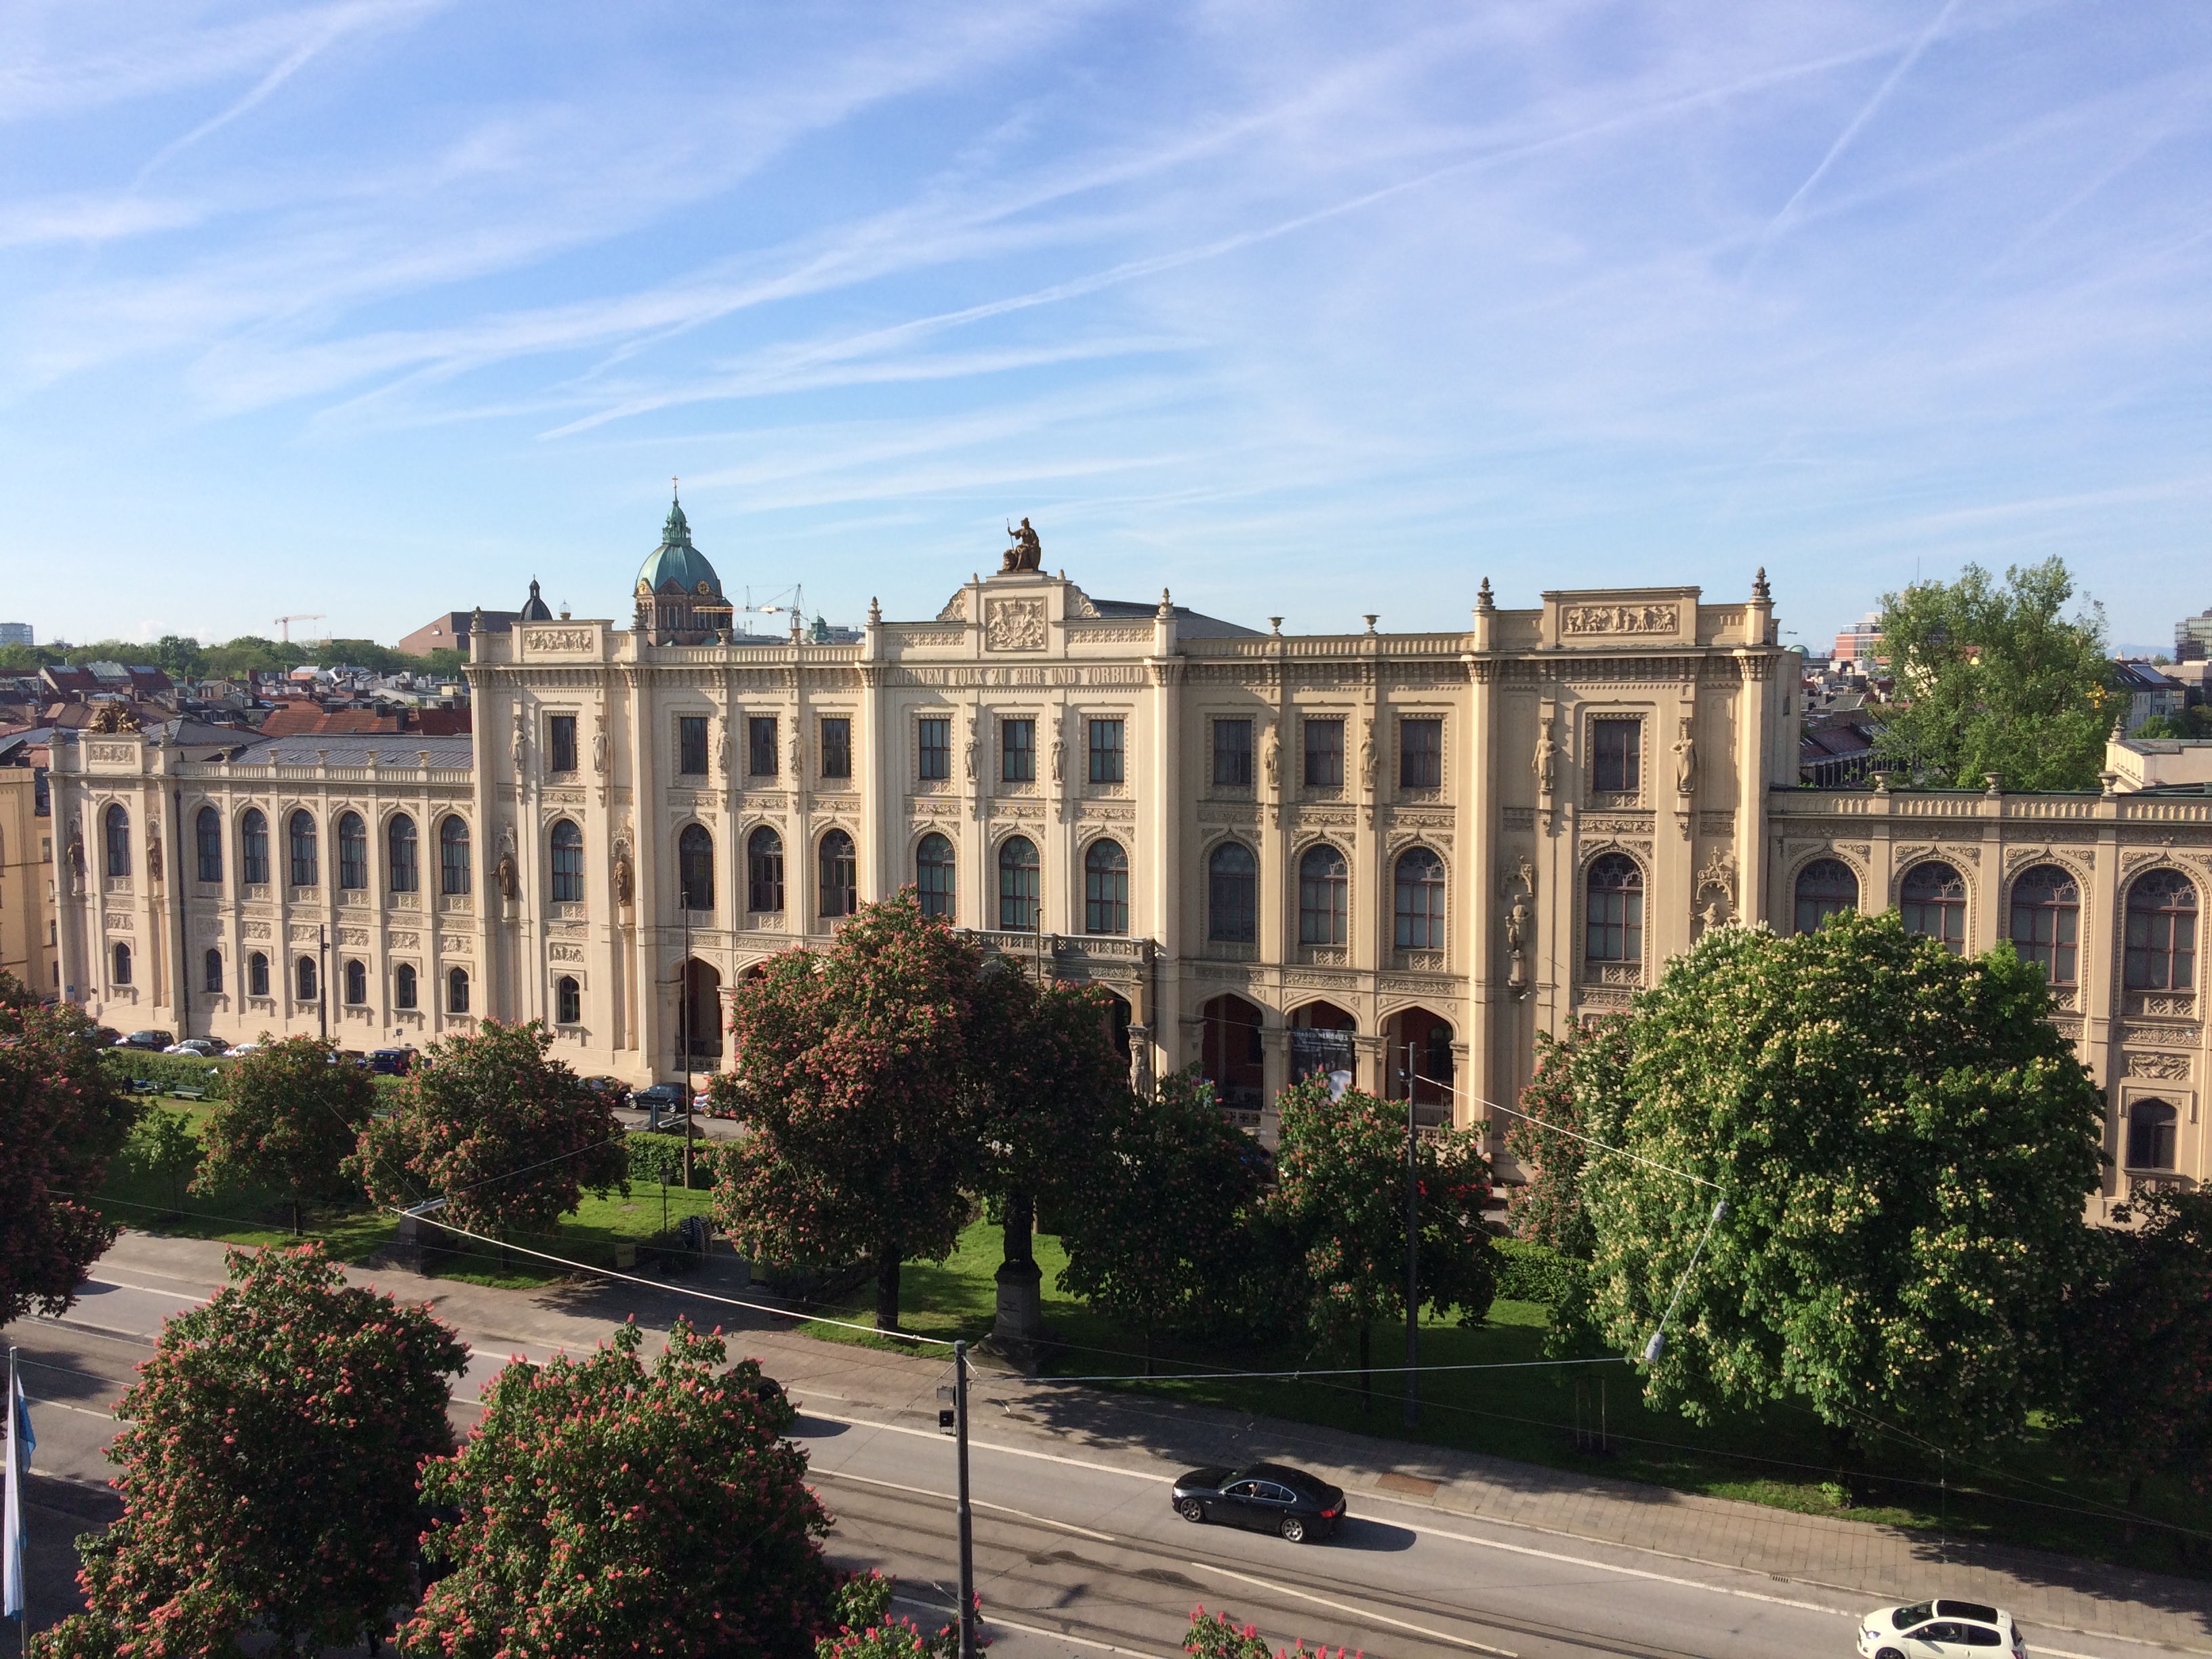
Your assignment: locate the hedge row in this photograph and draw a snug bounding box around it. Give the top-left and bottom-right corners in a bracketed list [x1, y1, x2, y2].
[625, 1131, 712, 1189]
[98, 1049, 229, 1099]
[1492, 1237, 1581, 1307]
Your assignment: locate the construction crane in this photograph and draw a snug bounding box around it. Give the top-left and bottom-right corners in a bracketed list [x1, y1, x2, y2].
[274, 613, 326, 642]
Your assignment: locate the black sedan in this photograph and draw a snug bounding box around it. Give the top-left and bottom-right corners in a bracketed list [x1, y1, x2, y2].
[1170, 1462, 1346, 1542]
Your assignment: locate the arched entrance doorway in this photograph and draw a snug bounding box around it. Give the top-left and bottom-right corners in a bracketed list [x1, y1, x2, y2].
[678, 958, 723, 1064]
[1288, 1000, 1357, 1090]
[1382, 1005, 1455, 1126]
[1200, 994, 1265, 1115]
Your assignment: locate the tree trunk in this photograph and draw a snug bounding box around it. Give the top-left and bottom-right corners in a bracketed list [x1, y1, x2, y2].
[2125, 1471, 2143, 1549]
[1827, 1422, 1861, 1507]
[875, 1242, 902, 1332]
[1360, 1323, 1372, 1411]
[1003, 1189, 1035, 1269]
[290, 1195, 300, 1237]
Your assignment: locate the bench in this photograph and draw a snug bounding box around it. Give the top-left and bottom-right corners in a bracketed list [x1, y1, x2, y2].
[168, 1087, 207, 1102]
[128, 1078, 161, 1095]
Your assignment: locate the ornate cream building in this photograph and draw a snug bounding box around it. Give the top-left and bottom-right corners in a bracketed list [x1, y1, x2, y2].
[47, 500, 2206, 1210]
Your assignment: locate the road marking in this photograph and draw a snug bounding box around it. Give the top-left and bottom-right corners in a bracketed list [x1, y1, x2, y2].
[895, 1594, 1169, 1659]
[815, 1465, 1119, 1541]
[26, 1397, 115, 1420]
[1188, 1561, 1517, 1658]
[82, 1277, 206, 1303]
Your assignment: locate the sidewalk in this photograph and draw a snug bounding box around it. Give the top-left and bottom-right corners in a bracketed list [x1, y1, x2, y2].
[104, 1230, 2212, 1657]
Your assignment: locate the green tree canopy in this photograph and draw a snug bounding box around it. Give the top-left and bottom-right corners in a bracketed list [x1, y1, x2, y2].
[0, 970, 137, 1325]
[406, 1319, 838, 1659]
[1582, 914, 2104, 1449]
[352, 1019, 628, 1241]
[1872, 557, 2116, 790]
[197, 1033, 375, 1233]
[1503, 1015, 1629, 1261]
[35, 1244, 466, 1658]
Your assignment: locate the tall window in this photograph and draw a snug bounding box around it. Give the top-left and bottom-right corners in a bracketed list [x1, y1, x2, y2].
[104, 804, 129, 878]
[1585, 853, 1643, 964]
[388, 814, 418, 893]
[917, 833, 956, 918]
[678, 715, 710, 775]
[819, 830, 858, 918]
[1394, 846, 1446, 949]
[998, 837, 1040, 930]
[241, 808, 269, 885]
[2127, 1099, 2179, 1170]
[1794, 858, 1857, 934]
[1399, 718, 1443, 788]
[1592, 720, 1641, 794]
[1303, 719, 1343, 787]
[1088, 718, 1124, 784]
[1213, 718, 1252, 787]
[678, 824, 715, 911]
[548, 714, 577, 774]
[289, 810, 319, 888]
[248, 951, 268, 998]
[556, 976, 581, 1025]
[344, 959, 367, 1005]
[195, 806, 222, 883]
[2009, 864, 2079, 985]
[2125, 869, 2198, 989]
[749, 716, 778, 776]
[1208, 842, 1256, 943]
[112, 941, 131, 985]
[440, 817, 472, 895]
[1298, 843, 1349, 946]
[1002, 718, 1035, 782]
[747, 826, 784, 912]
[918, 716, 951, 780]
[550, 819, 584, 901]
[337, 812, 367, 890]
[203, 949, 223, 994]
[297, 955, 319, 1002]
[395, 962, 417, 1009]
[1900, 861, 1967, 954]
[447, 966, 470, 1015]
[1084, 839, 1128, 935]
[821, 716, 852, 779]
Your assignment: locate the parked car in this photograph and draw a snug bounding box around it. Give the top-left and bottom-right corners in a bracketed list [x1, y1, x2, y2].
[367, 1048, 414, 1076]
[223, 1041, 260, 1057]
[632, 1082, 689, 1128]
[580, 1075, 630, 1106]
[1858, 1600, 2024, 1659]
[1170, 1462, 1346, 1542]
[114, 1030, 175, 1051]
[165, 1038, 224, 1058]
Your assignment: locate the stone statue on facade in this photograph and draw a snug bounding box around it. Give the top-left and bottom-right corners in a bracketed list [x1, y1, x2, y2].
[1050, 735, 1065, 783]
[1262, 723, 1279, 791]
[1504, 894, 1533, 990]
[1359, 719, 1377, 788]
[510, 707, 527, 773]
[85, 703, 140, 735]
[146, 826, 163, 885]
[964, 720, 979, 781]
[592, 717, 608, 775]
[495, 827, 520, 903]
[1673, 723, 1698, 795]
[1533, 724, 1557, 795]
[613, 839, 634, 907]
[65, 817, 85, 887]
[790, 723, 806, 779]
[718, 718, 733, 778]
[1002, 516, 1042, 573]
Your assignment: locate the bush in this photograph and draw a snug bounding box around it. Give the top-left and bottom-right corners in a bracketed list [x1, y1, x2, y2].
[627, 1130, 711, 1189]
[98, 1049, 227, 1099]
[1492, 1237, 1581, 1308]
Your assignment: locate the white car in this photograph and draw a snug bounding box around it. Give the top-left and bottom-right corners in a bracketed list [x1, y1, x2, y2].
[1858, 1600, 2025, 1659]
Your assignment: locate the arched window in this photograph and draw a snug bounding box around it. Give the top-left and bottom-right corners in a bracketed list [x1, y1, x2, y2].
[1585, 853, 1643, 964]
[1085, 839, 1128, 935]
[550, 819, 584, 902]
[337, 811, 368, 890]
[1208, 842, 1256, 943]
[447, 966, 470, 1015]
[998, 836, 1040, 930]
[289, 810, 319, 888]
[2009, 864, 2080, 985]
[1394, 846, 1446, 950]
[747, 827, 785, 914]
[440, 816, 472, 895]
[344, 959, 367, 1005]
[195, 806, 222, 884]
[1900, 861, 1966, 954]
[248, 951, 269, 998]
[296, 955, 319, 1002]
[678, 824, 715, 912]
[820, 829, 857, 918]
[241, 808, 269, 886]
[556, 975, 581, 1025]
[395, 962, 417, 1010]
[2127, 1099, 2179, 1170]
[111, 941, 131, 986]
[388, 814, 418, 893]
[203, 949, 222, 994]
[916, 833, 955, 919]
[1793, 858, 1857, 935]
[1297, 843, 1348, 947]
[2125, 869, 2198, 990]
[104, 804, 129, 879]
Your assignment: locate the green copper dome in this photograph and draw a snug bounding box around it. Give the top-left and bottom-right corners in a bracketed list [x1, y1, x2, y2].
[635, 495, 723, 598]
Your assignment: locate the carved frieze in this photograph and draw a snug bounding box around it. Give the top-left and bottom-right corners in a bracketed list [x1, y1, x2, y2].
[1281, 968, 1358, 990]
[288, 924, 320, 943]
[89, 743, 136, 764]
[984, 599, 1047, 651]
[1561, 602, 1679, 637]
[2131, 994, 2197, 1019]
[937, 592, 968, 623]
[1581, 814, 1654, 835]
[388, 931, 419, 949]
[898, 630, 964, 647]
[340, 928, 369, 946]
[1198, 802, 1261, 824]
[2126, 1052, 2192, 1081]
[1073, 626, 1151, 643]
[104, 913, 133, 932]
[1194, 963, 1261, 984]
[549, 943, 586, 964]
[241, 921, 270, 939]
[1502, 807, 1535, 830]
[1378, 974, 1454, 995]
[2125, 1023, 2200, 1047]
[521, 628, 596, 653]
[1698, 812, 1736, 836]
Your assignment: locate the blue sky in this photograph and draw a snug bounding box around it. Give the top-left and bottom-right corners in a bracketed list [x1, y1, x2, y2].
[3, 1, 2207, 652]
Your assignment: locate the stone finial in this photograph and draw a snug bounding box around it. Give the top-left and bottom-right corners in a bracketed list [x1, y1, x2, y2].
[1157, 588, 1174, 622]
[1983, 774, 2002, 797]
[868, 596, 882, 625]
[1752, 567, 1771, 602]
[1476, 577, 1495, 614]
[1364, 614, 1378, 635]
[1269, 616, 1283, 635]
[2100, 770, 2120, 798]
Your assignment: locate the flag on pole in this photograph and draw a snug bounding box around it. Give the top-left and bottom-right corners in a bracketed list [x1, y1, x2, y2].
[3, 1345, 30, 1622]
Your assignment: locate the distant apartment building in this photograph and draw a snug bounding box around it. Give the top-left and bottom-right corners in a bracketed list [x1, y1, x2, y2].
[2174, 606, 2212, 662]
[1832, 611, 1883, 669]
[0, 623, 33, 647]
[2114, 661, 2187, 733]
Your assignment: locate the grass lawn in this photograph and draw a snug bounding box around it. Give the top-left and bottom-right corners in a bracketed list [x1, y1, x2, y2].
[794, 1219, 2209, 1579]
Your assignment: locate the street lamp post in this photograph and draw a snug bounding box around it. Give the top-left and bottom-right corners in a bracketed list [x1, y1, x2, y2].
[1403, 1040, 1419, 1430]
[318, 924, 329, 1044]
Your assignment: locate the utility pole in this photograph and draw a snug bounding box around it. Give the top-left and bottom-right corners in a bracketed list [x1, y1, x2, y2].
[1403, 1040, 1419, 1429]
[680, 893, 695, 1189]
[318, 925, 329, 1043]
[954, 1340, 977, 1659]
